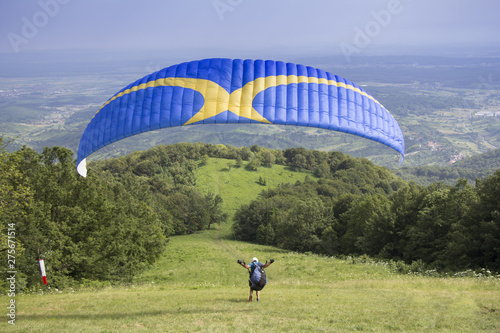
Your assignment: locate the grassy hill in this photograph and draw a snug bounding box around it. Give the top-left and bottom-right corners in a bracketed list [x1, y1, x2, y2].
[6, 232, 499, 332]
[194, 157, 311, 221]
[3, 149, 500, 332]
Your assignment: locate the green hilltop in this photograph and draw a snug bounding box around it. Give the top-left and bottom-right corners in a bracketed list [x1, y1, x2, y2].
[193, 156, 311, 221]
[1, 141, 500, 331]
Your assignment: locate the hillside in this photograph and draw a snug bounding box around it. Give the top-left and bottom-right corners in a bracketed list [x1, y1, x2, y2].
[4, 141, 500, 292]
[4, 233, 499, 332]
[193, 157, 311, 220]
[1, 141, 500, 331]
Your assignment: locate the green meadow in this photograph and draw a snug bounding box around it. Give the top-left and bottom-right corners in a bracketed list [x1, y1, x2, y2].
[3, 158, 500, 332]
[4, 231, 500, 332]
[193, 157, 311, 222]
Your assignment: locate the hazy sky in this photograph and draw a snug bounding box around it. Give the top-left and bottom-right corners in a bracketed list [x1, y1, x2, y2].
[1, 0, 500, 57]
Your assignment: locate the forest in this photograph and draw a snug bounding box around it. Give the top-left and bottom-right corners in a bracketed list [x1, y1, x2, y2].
[0, 138, 226, 290]
[231, 146, 500, 273]
[1, 138, 499, 291]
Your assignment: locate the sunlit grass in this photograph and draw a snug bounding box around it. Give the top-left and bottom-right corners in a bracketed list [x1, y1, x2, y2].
[5, 233, 500, 332]
[194, 157, 310, 221]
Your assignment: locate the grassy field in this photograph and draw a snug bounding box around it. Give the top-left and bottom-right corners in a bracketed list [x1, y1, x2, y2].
[3, 231, 500, 332]
[194, 157, 311, 220]
[3, 157, 500, 331]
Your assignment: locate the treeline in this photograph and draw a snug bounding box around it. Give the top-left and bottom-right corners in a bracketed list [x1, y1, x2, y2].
[233, 162, 500, 272]
[0, 139, 226, 290]
[92, 144, 228, 235]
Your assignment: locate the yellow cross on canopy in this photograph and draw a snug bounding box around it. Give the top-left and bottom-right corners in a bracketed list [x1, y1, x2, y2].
[94, 74, 383, 124]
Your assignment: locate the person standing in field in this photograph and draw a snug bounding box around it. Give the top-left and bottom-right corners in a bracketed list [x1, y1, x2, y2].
[237, 257, 274, 302]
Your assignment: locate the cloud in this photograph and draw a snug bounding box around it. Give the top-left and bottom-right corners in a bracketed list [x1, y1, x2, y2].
[1, 0, 499, 54]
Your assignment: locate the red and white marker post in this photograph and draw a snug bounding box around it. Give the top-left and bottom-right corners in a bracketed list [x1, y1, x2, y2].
[39, 259, 47, 285]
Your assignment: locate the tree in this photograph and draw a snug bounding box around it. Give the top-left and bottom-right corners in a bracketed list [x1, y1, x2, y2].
[404, 185, 453, 267]
[261, 150, 276, 168]
[199, 155, 210, 166]
[2, 145, 169, 289]
[276, 199, 326, 252]
[245, 157, 261, 171]
[470, 171, 500, 270]
[314, 160, 331, 178]
[256, 223, 275, 245]
[436, 179, 478, 270]
[389, 182, 427, 260]
[290, 154, 308, 171]
[239, 147, 253, 161]
[341, 194, 395, 256]
[0, 138, 30, 291]
[320, 225, 340, 256]
[235, 155, 243, 168]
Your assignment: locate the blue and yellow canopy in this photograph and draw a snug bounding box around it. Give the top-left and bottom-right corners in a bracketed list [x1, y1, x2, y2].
[77, 58, 404, 176]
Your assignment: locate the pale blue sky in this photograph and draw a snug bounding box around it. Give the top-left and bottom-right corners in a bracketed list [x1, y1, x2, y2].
[1, 0, 499, 56]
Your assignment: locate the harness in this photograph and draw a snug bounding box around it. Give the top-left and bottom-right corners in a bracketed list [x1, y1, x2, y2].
[249, 262, 267, 291]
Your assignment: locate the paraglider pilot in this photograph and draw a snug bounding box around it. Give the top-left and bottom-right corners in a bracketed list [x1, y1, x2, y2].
[237, 257, 274, 302]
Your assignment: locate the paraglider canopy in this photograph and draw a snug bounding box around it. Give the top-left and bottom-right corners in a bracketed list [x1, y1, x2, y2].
[77, 58, 404, 176]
